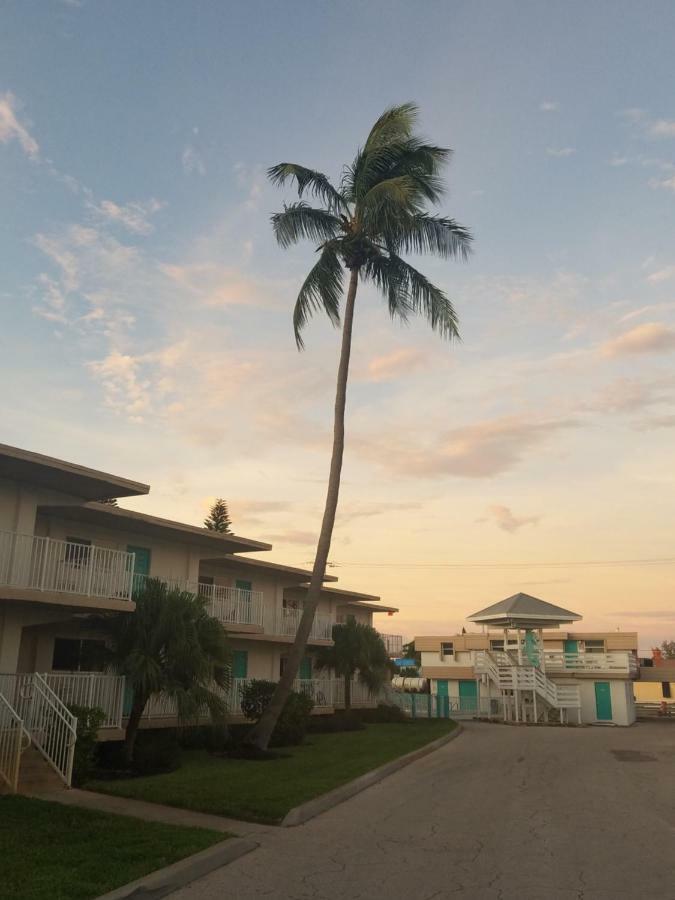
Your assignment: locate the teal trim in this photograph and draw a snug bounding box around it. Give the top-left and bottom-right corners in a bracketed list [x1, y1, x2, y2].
[232, 650, 248, 679]
[436, 679, 449, 697]
[594, 682, 612, 721]
[564, 639, 579, 655]
[235, 579, 252, 593]
[524, 630, 540, 666]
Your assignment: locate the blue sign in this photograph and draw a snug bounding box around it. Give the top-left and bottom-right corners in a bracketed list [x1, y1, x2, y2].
[393, 658, 417, 667]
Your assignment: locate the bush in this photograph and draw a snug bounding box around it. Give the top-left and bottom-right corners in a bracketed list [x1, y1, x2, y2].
[239, 679, 314, 747]
[357, 703, 408, 724]
[270, 691, 314, 747]
[307, 710, 365, 733]
[132, 729, 182, 775]
[178, 723, 229, 752]
[68, 704, 106, 786]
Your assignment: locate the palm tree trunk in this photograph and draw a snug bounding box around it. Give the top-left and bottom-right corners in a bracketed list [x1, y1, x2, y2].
[245, 267, 359, 750]
[344, 674, 351, 711]
[123, 694, 147, 766]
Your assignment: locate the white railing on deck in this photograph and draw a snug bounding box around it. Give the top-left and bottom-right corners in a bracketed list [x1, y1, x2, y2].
[132, 575, 265, 628]
[543, 651, 638, 675]
[475, 651, 581, 710]
[0, 692, 29, 793]
[268, 607, 335, 641]
[43, 673, 125, 729]
[0, 530, 135, 602]
[0, 673, 77, 786]
[379, 634, 404, 656]
[388, 692, 502, 719]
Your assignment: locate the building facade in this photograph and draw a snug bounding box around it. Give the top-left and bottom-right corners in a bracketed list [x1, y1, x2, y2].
[0, 444, 399, 790]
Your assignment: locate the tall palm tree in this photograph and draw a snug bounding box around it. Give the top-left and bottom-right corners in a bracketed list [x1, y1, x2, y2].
[246, 102, 472, 749]
[95, 578, 231, 764]
[315, 617, 394, 710]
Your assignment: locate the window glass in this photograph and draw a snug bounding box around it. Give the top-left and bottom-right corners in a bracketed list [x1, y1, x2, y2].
[584, 640, 605, 654]
[663, 682, 672, 699]
[441, 642, 454, 657]
[52, 638, 105, 671]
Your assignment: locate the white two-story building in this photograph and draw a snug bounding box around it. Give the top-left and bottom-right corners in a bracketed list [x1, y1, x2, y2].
[0, 443, 399, 792]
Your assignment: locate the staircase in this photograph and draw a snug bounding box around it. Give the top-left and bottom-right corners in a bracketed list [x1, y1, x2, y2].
[0, 673, 77, 793]
[475, 650, 580, 724]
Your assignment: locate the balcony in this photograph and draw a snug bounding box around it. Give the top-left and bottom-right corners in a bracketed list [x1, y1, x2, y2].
[267, 607, 335, 642]
[379, 633, 404, 656]
[543, 651, 638, 676]
[132, 575, 265, 629]
[0, 530, 135, 603]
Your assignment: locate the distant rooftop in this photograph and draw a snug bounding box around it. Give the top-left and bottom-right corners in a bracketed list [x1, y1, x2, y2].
[467, 592, 582, 628]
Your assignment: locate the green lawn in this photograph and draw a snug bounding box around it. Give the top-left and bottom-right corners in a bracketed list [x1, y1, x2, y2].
[0, 795, 227, 900]
[88, 720, 456, 824]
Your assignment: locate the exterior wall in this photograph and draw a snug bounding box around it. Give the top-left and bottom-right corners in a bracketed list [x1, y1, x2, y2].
[416, 631, 639, 654]
[0, 476, 86, 535]
[634, 680, 675, 703]
[575, 679, 635, 726]
[0, 602, 79, 672]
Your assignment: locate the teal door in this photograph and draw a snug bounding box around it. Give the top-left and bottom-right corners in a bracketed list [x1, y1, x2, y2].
[459, 680, 478, 712]
[594, 682, 613, 721]
[435, 680, 449, 718]
[235, 579, 252, 595]
[232, 650, 248, 679]
[564, 639, 579, 654]
[525, 631, 539, 666]
[128, 545, 151, 593]
[299, 657, 313, 680]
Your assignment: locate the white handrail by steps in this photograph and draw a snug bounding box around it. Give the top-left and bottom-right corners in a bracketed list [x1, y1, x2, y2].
[0, 692, 30, 793]
[476, 650, 580, 711]
[0, 673, 77, 786]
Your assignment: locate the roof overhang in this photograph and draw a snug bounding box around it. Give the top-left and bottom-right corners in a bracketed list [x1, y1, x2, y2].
[342, 600, 399, 613]
[39, 503, 271, 554]
[203, 554, 338, 582]
[289, 584, 380, 602]
[0, 443, 149, 500]
[467, 614, 579, 629]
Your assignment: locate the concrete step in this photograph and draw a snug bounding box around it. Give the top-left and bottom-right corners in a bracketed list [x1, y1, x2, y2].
[17, 746, 66, 794]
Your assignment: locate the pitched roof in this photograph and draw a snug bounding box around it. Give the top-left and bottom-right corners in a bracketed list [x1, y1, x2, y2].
[467, 592, 581, 625]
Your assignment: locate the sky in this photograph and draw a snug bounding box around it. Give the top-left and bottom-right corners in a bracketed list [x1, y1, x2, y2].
[2, 1, 675, 649]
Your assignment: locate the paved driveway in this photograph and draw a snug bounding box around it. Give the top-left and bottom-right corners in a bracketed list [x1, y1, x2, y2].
[172, 722, 675, 899]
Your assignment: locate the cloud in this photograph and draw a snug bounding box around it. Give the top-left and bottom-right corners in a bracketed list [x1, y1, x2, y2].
[649, 174, 675, 193]
[584, 376, 675, 414]
[354, 415, 575, 479]
[160, 262, 274, 308]
[647, 266, 675, 284]
[600, 322, 675, 358]
[338, 501, 424, 524]
[609, 156, 629, 167]
[0, 91, 39, 159]
[88, 198, 164, 235]
[539, 100, 559, 112]
[546, 147, 576, 158]
[613, 610, 675, 620]
[182, 145, 206, 176]
[87, 350, 150, 421]
[619, 303, 675, 323]
[648, 119, 675, 138]
[479, 504, 540, 533]
[233, 162, 265, 210]
[366, 348, 427, 382]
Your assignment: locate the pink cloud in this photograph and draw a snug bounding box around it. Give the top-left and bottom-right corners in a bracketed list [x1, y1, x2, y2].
[601, 322, 675, 358]
[367, 348, 427, 382]
[480, 504, 540, 533]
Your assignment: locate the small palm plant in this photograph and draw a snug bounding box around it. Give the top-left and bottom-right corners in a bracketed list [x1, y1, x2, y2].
[315, 617, 394, 710]
[96, 578, 231, 764]
[246, 102, 471, 749]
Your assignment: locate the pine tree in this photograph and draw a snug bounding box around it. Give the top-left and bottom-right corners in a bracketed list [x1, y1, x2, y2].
[204, 498, 232, 533]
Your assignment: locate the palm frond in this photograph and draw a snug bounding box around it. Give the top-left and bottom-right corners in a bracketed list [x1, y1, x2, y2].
[386, 214, 473, 260]
[363, 102, 418, 152]
[353, 138, 451, 205]
[365, 252, 460, 340]
[293, 243, 344, 349]
[267, 163, 348, 213]
[271, 202, 341, 249]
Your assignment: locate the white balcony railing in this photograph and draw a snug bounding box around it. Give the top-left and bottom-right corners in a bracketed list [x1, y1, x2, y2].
[132, 575, 265, 629]
[543, 651, 638, 675]
[379, 633, 404, 656]
[42, 672, 125, 729]
[0, 530, 135, 602]
[268, 607, 335, 642]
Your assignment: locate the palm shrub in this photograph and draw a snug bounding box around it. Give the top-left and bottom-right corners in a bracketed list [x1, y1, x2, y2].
[240, 679, 314, 747]
[94, 578, 231, 764]
[68, 704, 106, 786]
[247, 102, 471, 749]
[315, 617, 395, 710]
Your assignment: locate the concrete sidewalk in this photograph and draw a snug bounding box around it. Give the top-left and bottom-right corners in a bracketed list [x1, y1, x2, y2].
[33, 787, 270, 836]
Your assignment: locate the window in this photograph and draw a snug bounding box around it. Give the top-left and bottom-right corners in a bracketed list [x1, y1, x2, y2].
[65, 537, 91, 566]
[490, 640, 504, 651]
[52, 638, 105, 672]
[663, 682, 672, 699]
[441, 642, 454, 659]
[584, 640, 605, 654]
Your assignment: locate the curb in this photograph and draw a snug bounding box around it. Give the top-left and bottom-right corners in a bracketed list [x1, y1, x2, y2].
[96, 837, 258, 900]
[281, 723, 463, 827]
